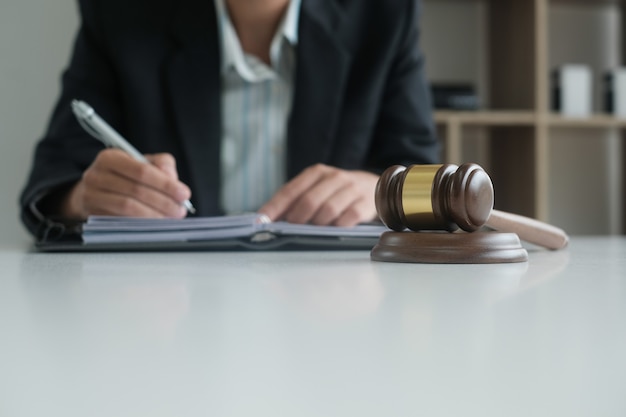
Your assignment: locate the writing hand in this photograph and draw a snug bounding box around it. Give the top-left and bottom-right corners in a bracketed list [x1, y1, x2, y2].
[59, 149, 192, 220]
[258, 164, 379, 227]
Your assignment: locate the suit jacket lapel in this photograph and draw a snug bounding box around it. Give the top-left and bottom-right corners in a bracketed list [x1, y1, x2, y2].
[167, 1, 222, 215]
[287, 0, 353, 178]
[164, 0, 353, 212]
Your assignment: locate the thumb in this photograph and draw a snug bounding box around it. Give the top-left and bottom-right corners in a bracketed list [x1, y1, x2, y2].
[145, 153, 179, 180]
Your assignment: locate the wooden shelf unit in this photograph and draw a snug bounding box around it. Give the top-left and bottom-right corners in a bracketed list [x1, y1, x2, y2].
[429, 0, 626, 232]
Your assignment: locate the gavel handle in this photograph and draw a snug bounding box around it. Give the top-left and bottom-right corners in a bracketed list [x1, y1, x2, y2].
[486, 209, 569, 250]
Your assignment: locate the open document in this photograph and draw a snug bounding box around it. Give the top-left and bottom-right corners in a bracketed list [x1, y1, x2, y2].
[36, 213, 389, 252]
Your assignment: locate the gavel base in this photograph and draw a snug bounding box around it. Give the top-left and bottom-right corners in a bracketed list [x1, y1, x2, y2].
[370, 231, 528, 264]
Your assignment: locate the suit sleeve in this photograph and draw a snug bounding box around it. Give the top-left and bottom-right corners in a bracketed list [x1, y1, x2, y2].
[366, 0, 440, 170]
[19, 0, 121, 238]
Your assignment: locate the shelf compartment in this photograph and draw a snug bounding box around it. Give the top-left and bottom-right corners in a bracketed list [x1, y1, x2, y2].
[546, 114, 626, 128]
[435, 110, 537, 126]
[550, 0, 620, 5]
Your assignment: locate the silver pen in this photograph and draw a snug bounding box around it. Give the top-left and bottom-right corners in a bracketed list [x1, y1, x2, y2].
[71, 99, 196, 214]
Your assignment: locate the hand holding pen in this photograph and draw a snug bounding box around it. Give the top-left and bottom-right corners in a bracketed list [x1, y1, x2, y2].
[59, 100, 195, 220]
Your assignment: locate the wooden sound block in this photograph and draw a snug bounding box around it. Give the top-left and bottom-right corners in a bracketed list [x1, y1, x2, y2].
[370, 231, 529, 264]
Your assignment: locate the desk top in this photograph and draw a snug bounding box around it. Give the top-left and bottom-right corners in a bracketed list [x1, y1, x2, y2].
[1, 237, 625, 417]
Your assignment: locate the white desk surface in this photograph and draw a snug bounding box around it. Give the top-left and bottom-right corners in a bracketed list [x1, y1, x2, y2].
[1, 237, 625, 417]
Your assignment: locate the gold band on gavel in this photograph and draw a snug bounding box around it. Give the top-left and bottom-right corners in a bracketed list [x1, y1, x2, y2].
[401, 164, 444, 230]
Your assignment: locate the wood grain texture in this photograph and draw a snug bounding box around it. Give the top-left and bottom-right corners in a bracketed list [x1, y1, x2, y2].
[370, 231, 528, 264]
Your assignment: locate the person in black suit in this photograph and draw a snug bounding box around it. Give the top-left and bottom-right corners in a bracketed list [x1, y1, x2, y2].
[19, 0, 439, 239]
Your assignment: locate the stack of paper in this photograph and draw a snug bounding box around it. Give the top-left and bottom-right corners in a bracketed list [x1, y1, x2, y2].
[82, 213, 388, 245]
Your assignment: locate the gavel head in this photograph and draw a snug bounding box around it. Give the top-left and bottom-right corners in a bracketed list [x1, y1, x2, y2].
[375, 163, 494, 233]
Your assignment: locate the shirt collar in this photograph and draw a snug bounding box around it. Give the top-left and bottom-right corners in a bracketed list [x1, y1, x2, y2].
[214, 0, 301, 80]
[282, 0, 301, 45]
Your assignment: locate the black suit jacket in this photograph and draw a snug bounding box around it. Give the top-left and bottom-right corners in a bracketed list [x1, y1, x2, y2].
[20, 0, 439, 238]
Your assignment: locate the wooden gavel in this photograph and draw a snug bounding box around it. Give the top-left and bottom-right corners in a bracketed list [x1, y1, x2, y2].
[375, 163, 569, 250]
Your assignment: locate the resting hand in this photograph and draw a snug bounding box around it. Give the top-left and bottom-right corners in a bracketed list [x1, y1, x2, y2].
[59, 149, 191, 220]
[258, 164, 379, 227]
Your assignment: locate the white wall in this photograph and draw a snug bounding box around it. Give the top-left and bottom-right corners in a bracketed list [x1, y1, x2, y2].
[0, 0, 78, 244]
[420, 1, 487, 101]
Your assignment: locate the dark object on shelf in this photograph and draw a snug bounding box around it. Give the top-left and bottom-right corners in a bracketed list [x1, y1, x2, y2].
[430, 83, 480, 110]
[603, 69, 626, 117]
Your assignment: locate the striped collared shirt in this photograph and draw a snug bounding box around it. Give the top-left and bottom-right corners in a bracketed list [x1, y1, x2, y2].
[214, 0, 301, 214]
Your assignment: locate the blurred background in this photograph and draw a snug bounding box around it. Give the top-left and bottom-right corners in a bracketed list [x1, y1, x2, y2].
[0, 0, 622, 245]
[1, 0, 78, 245]
[420, 0, 624, 237]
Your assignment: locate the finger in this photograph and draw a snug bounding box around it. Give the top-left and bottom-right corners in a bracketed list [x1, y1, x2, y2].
[311, 171, 379, 226]
[308, 185, 361, 226]
[97, 150, 191, 203]
[284, 171, 351, 224]
[333, 198, 374, 227]
[82, 187, 175, 218]
[145, 153, 179, 180]
[258, 164, 330, 221]
[82, 168, 187, 218]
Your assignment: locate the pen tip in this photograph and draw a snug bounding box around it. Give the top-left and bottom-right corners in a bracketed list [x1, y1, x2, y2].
[184, 200, 196, 214]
